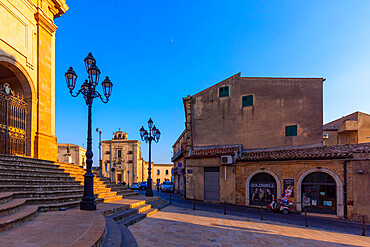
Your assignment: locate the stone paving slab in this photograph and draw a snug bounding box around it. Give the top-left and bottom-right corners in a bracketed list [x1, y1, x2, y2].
[0, 209, 105, 247]
[129, 206, 370, 247]
[0, 196, 159, 247]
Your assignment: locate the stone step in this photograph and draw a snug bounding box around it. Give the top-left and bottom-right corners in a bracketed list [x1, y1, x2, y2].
[0, 161, 62, 172]
[0, 199, 26, 217]
[118, 200, 169, 227]
[12, 189, 84, 199]
[94, 188, 112, 193]
[25, 194, 82, 205]
[104, 183, 129, 189]
[110, 203, 153, 223]
[37, 200, 80, 212]
[0, 192, 13, 204]
[61, 170, 85, 175]
[57, 163, 84, 169]
[102, 198, 165, 247]
[0, 185, 84, 192]
[0, 167, 66, 175]
[95, 192, 118, 199]
[0, 155, 55, 166]
[99, 196, 161, 217]
[56, 162, 84, 168]
[97, 195, 123, 203]
[0, 205, 38, 233]
[0, 172, 74, 180]
[0, 178, 82, 186]
[120, 192, 140, 197]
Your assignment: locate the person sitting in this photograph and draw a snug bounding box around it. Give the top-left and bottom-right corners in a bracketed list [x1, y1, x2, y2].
[276, 193, 288, 209]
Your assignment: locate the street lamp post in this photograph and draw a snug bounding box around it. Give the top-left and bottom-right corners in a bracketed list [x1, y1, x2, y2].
[139, 118, 161, 197]
[65, 53, 113, 210]
[96, 128, 102, 175]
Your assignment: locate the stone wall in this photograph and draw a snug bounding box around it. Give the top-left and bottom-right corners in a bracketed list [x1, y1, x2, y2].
[0, 0, 68, 161]
[190, 74, 323, 149]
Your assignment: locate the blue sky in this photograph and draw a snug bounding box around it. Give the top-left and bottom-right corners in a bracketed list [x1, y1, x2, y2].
[54, 0, 370, 165]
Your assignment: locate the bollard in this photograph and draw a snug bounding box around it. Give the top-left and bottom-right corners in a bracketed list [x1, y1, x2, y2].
[305, 207, 308, 227]
[362, 216, 366, 236]
[224, 201, 227, 215]
[193, 196, 196, 210]
[260, 204, 263, 220]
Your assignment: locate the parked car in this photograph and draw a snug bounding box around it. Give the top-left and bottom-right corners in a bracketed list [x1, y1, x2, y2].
[131, 182, 140, 190]
[160, 181, 174, 192]
[139, 181, 147, 190]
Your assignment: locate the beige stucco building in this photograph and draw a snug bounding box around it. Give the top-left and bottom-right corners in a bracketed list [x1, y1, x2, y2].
[172, 73, 370, 221]
[101, 129, 146, 184]
[152, 163, 173, 186]
[323, 111, 370, 145]
[0, 0, 68, 161]
[172, 130, 187, 195]
[57, 143, 86, 168]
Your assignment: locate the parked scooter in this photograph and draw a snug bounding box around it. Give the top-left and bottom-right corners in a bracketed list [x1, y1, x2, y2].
[266, 199, 293, 215]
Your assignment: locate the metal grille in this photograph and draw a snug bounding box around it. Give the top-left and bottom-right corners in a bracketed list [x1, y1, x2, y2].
[0, 83, 27, 156]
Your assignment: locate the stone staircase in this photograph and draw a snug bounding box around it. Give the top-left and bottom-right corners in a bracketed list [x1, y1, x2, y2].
[101, 196, 170, 247]
[0, 155, 139, 233]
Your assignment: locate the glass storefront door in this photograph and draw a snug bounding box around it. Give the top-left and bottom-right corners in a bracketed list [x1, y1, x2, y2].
[302, 172, 336, 214]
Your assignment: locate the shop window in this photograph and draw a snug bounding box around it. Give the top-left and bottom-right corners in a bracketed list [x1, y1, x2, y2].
[242, 95, 253, 107]
[285, 125, 297, 137]
[249, 173, 277, 206]
[219, 86, 229, 98]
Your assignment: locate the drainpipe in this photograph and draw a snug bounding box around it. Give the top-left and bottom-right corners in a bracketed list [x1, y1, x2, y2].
[343, 160, 348, 219]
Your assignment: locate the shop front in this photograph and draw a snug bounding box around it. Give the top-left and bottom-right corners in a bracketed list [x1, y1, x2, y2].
[301, 172, 337, 214]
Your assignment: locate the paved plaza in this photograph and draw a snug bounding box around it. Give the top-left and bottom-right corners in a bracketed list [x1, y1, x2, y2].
[129, 205, 370, 247]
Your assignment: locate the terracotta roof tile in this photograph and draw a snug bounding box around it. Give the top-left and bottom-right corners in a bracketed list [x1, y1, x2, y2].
[187, 146, 240, 159]
[237, 143, 370, 161]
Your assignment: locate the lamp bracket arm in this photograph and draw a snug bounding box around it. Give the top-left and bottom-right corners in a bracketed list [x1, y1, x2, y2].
[70, 88, 84, 98]
[96, 91, 109, 103]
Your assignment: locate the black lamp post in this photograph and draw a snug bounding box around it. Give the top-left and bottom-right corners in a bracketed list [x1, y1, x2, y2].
[65, 52, 113, 210]
[96, 128, 102, 176]
[140, 118, 161, 197]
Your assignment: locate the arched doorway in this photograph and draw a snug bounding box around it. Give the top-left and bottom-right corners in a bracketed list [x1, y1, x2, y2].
[0, 62, 32, 156]
[249, 172, 277, 206]
[301, 172, 337, 214]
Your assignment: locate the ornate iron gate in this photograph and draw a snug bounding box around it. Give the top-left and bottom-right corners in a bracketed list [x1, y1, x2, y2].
[0, 83, 27, 156]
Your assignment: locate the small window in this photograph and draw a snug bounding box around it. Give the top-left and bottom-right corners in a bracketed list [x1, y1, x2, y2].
[242, 95, 253, 107]
[128, 151, 133, 154]
[117, 150, 122, 158]
[219, 86, 229, 98]
[128, 160, 133, 163]
[166, 170, 169, 175]
[157, 169, 160, 175]
[285, 125, 297, 137]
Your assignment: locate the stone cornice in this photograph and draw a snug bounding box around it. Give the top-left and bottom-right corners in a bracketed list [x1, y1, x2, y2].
[50, 0, 69, 18]
[35, 10, 57, 34]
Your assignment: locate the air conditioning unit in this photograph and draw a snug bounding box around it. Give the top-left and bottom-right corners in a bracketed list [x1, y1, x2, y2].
[221, 155, 233, 165]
